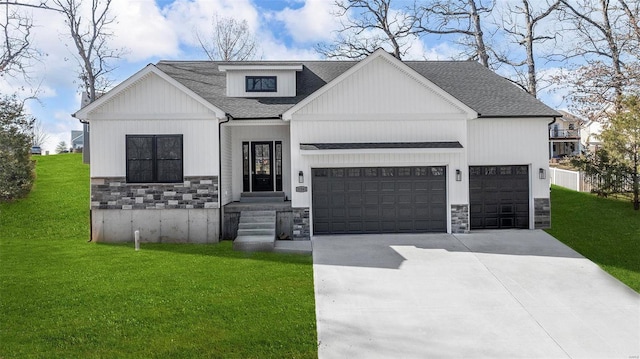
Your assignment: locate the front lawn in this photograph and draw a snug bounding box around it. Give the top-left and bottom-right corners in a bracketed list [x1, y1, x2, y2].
[547, 185, 640, 293]
[0, 154, 317, 358]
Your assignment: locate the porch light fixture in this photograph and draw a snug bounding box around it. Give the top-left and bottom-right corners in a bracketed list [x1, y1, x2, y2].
[539, 168, 546, 180]
[298, 171, 304, 183]
[455, 169, 462, 181]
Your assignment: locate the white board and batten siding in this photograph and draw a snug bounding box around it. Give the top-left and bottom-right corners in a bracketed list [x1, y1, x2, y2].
[219, 125, 233, 206]
[88, 72, 220, 178]
[467, 117, 551, 198]
[288, 54, 473, 209]
[229, 124, 291, 201]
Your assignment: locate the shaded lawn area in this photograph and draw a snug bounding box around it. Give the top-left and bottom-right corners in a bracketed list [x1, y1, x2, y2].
[0, 154, 317, 359]
[547, 185, 640, 293]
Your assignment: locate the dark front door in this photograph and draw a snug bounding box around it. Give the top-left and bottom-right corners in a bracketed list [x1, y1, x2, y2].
[251, 142, 273, 191]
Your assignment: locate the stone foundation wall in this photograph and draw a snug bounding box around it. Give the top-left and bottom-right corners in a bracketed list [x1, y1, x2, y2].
[451, 204, 470, 233]
[292, 208, 310, 240]
[91, 176, 218, 210]
[534, 198, 551, 229]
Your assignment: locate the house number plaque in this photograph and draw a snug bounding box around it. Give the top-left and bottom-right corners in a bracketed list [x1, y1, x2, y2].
[296, 186, 308, 193]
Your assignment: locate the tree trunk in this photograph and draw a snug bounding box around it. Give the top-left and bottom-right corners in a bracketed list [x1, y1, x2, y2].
[469, 0, 489, 67]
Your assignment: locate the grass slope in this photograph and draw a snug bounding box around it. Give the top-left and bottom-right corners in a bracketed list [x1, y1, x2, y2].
[547, 185, 640, 293]
[0, 154, 317, 359]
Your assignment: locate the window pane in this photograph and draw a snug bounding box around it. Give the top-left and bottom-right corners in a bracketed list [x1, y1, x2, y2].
[156, 136, 182, 159]
[127, 136, 153, 160]
[157, 159, 182, 182]
[127, 159, 153, 183]
[246, 76, 277, 92]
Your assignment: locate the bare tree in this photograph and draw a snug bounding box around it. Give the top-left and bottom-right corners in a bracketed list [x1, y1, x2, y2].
[53, 0, 122, 103]
[316, 0, 417, 59]
[0, 3, 38, 78]
[555, 0, 634, 116]
[30, 118, 47, 146]
[494, 0, 562, 96]
[196, 16, 258, 61]
[415, 0, 492, 67]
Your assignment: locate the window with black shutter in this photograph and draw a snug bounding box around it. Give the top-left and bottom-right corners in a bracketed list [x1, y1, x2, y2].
[126, 135, 183, 183]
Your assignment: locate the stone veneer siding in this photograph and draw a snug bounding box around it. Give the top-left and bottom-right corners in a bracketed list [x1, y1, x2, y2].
[91, 176, 218, 210]
[450, 204, 470, 233]
[534, 198, 551, 229]
[292, 208, 310, 240]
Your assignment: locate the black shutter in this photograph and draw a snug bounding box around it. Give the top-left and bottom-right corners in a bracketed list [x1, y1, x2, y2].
[156, 135, 183, 183]
[126, 136, 154, 183]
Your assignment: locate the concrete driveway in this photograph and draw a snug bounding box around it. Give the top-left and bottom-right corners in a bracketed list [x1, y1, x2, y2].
[312, 230, 640, 358]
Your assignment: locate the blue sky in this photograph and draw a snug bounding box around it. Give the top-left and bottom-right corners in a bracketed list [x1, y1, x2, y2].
[1, 0, 567, 153]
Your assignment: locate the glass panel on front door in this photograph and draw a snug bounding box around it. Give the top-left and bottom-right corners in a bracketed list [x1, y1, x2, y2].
[251, 142, 273, 192]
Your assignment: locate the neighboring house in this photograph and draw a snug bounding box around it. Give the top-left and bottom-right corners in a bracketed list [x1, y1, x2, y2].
[74, 49, 558, 243]
[71, 130, 84, 151]
[549, 110, 583, 159]
[580, 118, 604, 153]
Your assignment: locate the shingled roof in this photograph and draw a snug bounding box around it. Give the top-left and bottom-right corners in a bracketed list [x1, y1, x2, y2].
[155, 59, 559, 119]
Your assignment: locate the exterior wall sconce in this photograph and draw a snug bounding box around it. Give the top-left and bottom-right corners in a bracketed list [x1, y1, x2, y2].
[298, 170, 304, 183]
[455, 169, 462, 181]
[539, 168, 546, 180]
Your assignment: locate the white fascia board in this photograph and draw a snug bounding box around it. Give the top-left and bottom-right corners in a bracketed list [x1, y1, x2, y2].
[300, 148, 464, 156]
[282, 49, 478, 121]
[74, 64, 226, 121]
[218, 64, 303, 72]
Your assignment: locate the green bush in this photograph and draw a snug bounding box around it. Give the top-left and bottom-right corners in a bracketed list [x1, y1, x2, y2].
[0, 95, 35, 202]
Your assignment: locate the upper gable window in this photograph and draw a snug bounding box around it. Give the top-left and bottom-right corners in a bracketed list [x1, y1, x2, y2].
[246, 76, 277, 92]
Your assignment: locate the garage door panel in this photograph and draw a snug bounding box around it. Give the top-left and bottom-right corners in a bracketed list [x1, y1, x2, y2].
[312, 167, 447, 235]
[347, 193, 362, 205]
[363, 182, 378, 192]
[470, 165, 529, 230]
[364, 194, 379, 205]
[331, 194, 345, 206]
[347, 182, 362, 191]
[381, 182, 396, 191]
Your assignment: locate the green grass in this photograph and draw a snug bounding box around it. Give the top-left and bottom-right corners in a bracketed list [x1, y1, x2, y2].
[0, 154, 317, 358]
[546, 185, 640, 293]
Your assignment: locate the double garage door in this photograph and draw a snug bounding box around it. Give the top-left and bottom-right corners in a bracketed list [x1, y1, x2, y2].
[312, 165, 530, 235]
[312, 167, 447, 234]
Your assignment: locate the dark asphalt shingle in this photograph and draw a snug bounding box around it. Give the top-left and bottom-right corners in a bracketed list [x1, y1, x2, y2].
[155, 59, 559, 119]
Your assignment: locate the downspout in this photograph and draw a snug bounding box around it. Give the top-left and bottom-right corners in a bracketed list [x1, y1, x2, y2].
[548, 117, 558, 160]
[218, 114, 232, 240]
[72, 114, 93, 242]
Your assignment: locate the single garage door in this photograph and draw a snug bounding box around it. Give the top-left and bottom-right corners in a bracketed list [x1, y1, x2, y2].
[312, 167, 447, 235]
[469, 165, 529, 229]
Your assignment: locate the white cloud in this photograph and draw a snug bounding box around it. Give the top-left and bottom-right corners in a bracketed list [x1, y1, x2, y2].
[111, 0, 180, 61]
[272, 0, 340, 44]
[163, 0, 259, 50]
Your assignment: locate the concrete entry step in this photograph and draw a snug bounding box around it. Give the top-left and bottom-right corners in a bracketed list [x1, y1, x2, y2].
[233, 210, 277, 252]
[240, 192, 286, 203]
[233, 235, 275, 252]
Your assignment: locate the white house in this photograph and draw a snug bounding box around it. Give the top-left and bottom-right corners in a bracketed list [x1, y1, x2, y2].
[549, 110, 583, 158]
[74, 49, 558, 244]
